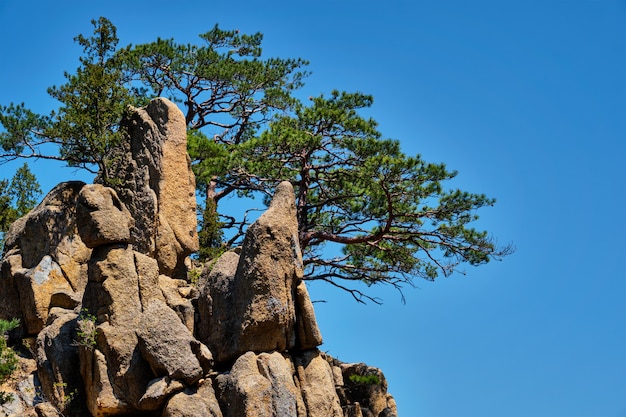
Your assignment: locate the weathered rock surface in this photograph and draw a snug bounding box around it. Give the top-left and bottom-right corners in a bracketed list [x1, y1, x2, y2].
[333, 359, 399, 417]
[229, 181, 301, 355]
[13, 255, 76, 336]
[295, 349, 344, 417]
[215, 351, 305, 417]
[137, 376, 185, 411]
[0, 181, 91, 335]
[137, 299, 204, 385]
[158, 274, 196, 332]
[162, 380, 222, 417]
[35, 310, 87, 416]
[76, 184, 132, 248]
[0, 98, 399, 417]
[198, 181, 322, 363]
[295, 280, 323, 349]
[77, 223, 150, 414]
[196, 249, 240, 362]
[100, 97, 198, 278]
[0, 356, 41, 417]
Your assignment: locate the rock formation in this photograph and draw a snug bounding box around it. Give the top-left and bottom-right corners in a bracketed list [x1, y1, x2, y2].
[99, 97, 199, 279]
[0, 181, 90, 336]
[0, 98, 398, 417]
[196, 181, 322, 364]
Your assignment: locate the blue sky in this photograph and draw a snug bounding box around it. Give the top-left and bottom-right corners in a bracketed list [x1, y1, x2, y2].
[1, 1, 625, 416]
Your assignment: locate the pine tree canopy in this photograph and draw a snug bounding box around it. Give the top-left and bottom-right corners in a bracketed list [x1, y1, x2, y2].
[0, 17, 512, 302]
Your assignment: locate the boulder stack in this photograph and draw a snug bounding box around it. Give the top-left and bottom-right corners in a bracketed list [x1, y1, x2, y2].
[0, 98, 398, 417]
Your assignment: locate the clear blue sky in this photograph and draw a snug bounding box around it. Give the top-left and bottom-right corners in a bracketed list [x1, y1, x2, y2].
[1, 1, 625, 416]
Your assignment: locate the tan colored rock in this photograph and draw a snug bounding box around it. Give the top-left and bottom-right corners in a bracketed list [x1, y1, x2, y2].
[200, 182, 322, 363]
[102, 98, 198, 277]
[0, 181, 90, 335]
[35, 311, 86, 416]
[14, 255, 74, 334]
[295, 350, 343, 417]
[80, 347, 130, 417]
[216, 351, 273, 417]
[86, 320, 153, 414]
[76, 184, 132, 248]
[0, 359, 39, 417]
[190, 338, 214, 374]
[196, 250, 240, 361]
[231, 182, 303, 351]
[332, 365, 344, 386]
[80, 245, 153, 413]
[338, 361, 398, 417]
[137, 376, 185, 411]
[384, 396, 398, 416]
[147, 98, 199, 262]
[163, 380, 223, 417]
[257, 352, 307, 416]
[34, 402, 63, 417]
[343, 403, 364, 417]
[216, 351, 304, 417]
[2, 181, 88, 270]
[82, 245, 142, 325]
[197, 248, 240, 294]
[134, 252, 166, 309]
[158, 275, 196, 332]
[136, 299, 204, 385]
[295, 280, 323, 349]
[0, 251, 25, 328]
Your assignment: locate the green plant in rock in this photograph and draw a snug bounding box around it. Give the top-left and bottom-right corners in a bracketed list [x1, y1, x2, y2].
[188, 267, 202, 285]
[0, 318, 20, 404]
[0, 391, 13, 405]
[53, 381, 79, 410]
[197, 197, 226, 262]
[76, 309, 97, 349]
[348, 373, 381, 386]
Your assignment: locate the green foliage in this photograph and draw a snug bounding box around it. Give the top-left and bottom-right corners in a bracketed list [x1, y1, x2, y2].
[237, 91, 513, 302]
[120, 24, 308, 136]
[187, 129, 231, 193]
[9, 163, 41, 215]
[0, 18, 140, 177]
[53, 381, 79, 409]
[0, 318, 19, 337]
[0, 103, 51, 154]
[0, 391, 14, 405]
[46, 17, 140, 177]
[0, 318, 19, 404]
[0, 163, 41, 251]
[0, 18, 513, 303]
[76, 309, 97, 349]
[187, 267, 202, 285]
[348, 373, 381, 386]
[197, 197, 226, 262]
[0, 180, 16, 242]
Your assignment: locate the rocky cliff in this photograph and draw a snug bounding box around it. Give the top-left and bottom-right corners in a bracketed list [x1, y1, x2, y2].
[0, 98, 398, 417]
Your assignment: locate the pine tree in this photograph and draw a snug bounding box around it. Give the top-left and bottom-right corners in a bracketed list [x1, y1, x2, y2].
[0, 18, 512, 301]
[0, 163, 41, 251]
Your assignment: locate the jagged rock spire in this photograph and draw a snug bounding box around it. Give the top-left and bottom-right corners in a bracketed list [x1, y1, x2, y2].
[0, 98, 398, 417]
[100, 97, 199, 278]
